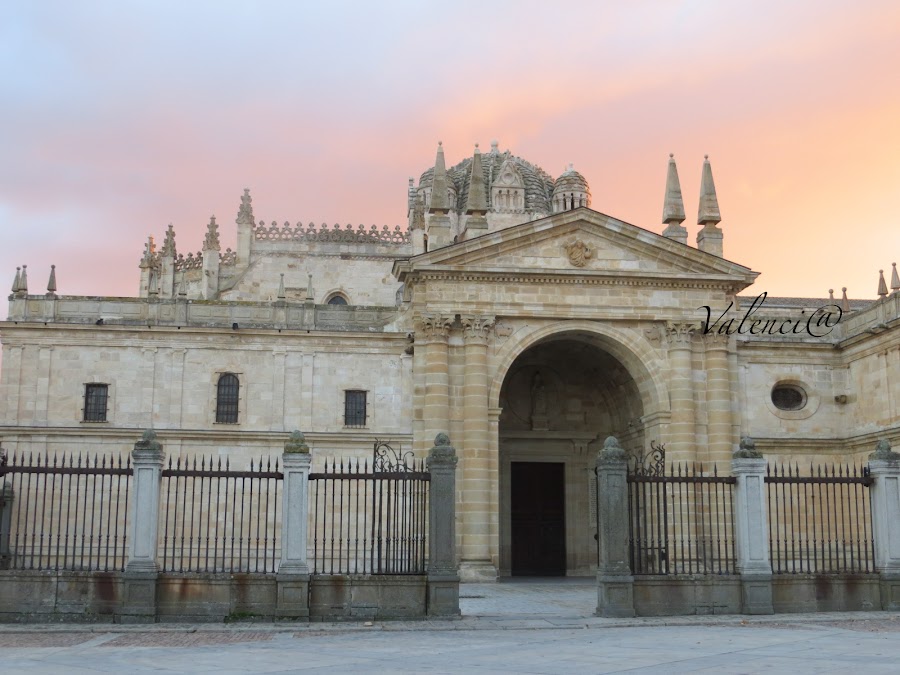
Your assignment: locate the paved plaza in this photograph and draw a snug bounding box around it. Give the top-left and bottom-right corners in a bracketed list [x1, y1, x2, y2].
[3, 580, 900, 673]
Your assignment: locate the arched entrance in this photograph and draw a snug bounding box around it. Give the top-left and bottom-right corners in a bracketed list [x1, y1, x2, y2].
[497, 332, 645, 577]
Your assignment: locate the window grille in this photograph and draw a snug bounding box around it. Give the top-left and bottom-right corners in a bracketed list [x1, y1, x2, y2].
[83, 383, 109, 422]
[771, 384, 806, 411]
[216, 373, 240, 424]
[344, 390, 367, 427]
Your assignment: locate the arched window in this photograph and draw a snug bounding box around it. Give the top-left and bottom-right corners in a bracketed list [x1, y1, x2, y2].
[216, 373, 240, 423]
[327, 294, 348, 306]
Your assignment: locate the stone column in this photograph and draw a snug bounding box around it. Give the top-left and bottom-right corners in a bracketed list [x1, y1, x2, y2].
[459, 315, 496, 580]
[705, 332, 734, 466]
[595, 436, 635, 617]
[665, 322, 697, 464]
[417, 314, 454, 452]
[732, 438, 773, 614]
[868, 439, 900, 610]
[276, 431, 311, 619]
[427, 433, 460, 616]
[121, 430, 164, 622]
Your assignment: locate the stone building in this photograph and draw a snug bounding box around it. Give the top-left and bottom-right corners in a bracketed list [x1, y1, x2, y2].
[2, 142, 899, 581]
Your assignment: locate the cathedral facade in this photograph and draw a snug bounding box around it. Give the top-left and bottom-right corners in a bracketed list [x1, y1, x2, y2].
[2, 142, 899, 580]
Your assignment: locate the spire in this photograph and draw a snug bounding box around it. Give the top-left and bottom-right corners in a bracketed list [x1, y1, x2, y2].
[465, 144, 488, 215]
[161, 224, 176, 257]
[237, 188, 254, 225]
[878, 269, 888, 298]
[47, 265, 57, 295]
[841, 287, 850, 313]
[697, 155, 721, 225]
[891, 262, 899, 293]
[203, 215, 221, 251]
[277, 273, 286, 300]
[662, 154, 686, 225]
[11, 267, 20, 294]
[19, 265, 28, 294]
[429, 142, 450, 213]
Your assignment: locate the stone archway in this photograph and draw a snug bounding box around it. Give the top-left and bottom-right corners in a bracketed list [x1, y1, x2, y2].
[490, 326, 665, 577]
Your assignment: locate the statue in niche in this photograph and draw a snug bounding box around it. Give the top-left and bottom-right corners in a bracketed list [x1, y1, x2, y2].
[531, 371, 549, 431]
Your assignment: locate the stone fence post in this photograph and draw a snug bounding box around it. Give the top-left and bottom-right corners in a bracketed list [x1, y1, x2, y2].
[426, 433, 460, 617]
[595, 436, 635, 617]
[276, 430, 311, 619]
[0, 448, 12, 569]
[121, 430, 164, 622]
[868, 439, 900, 610]
[731, 438, 774, 614]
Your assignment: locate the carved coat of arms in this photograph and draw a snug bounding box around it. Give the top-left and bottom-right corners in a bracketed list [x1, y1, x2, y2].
[565, 239, 592, 267]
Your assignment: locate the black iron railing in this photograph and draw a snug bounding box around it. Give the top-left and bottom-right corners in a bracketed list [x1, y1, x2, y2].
[159, 456, 282, 574]
[0, 451, 132, 571]
[765, 463, 874, 574]
[309, 442, 429, 575]
[626, 445, 736, 575]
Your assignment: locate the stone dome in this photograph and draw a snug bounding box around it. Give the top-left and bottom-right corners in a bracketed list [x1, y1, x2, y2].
[418, 145, 559, 215]
[553, 164, 590, 198]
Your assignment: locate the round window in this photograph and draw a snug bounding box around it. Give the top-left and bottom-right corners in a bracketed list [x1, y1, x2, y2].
[771, 384, 807, 411]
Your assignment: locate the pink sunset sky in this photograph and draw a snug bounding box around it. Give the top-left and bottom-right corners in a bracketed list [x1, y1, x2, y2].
[2, 1, 899, 300]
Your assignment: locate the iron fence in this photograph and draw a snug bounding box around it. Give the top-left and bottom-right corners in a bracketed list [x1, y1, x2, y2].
[309, 441, 429, 575]
[625, 444, 737, 575]
[159, 456, 282, 574]
[0, 450, 132, 571]
[765, 462, 874, 574]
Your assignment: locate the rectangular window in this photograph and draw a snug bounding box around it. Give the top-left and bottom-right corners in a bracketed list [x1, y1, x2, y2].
[83, 384, 108, 422]
[344, 390, 367, 428]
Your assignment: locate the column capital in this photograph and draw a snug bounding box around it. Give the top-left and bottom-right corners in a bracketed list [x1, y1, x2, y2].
[415, 313, 454, 342]
[664, 321, 697, 347]
[703, 329, 730, 349]
[460, 314, 495, 343]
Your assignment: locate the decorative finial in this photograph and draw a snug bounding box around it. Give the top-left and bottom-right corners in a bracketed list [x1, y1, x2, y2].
[734, 436, 762, 459]
[285, 430, 310, 454]
[841, 287, 850, 313]
[870, 438, 898, 460]
[599, 435, 626, 461]
[878, 269, 888, 298]
[429, 141, 450, 213]
[828, 289, 834, 301]
[465, 142, 488, 217]
[47, 265, 57, 295]
[203, 215, 221, 251]
[490, 140, 499, 154]
[237, 188, 254, 225]
[891, 262, 899, 293]
[697, 155, 721, 225]
[161, 224, 176, 257]
[662, 153, 686, 226]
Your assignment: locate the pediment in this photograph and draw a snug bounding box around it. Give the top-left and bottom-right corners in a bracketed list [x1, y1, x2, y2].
[493, 159, 524, 188]
[397, 208, 757, 288]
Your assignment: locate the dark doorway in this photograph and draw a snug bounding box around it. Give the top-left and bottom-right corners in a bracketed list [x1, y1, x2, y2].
[511, 462, 566, 575]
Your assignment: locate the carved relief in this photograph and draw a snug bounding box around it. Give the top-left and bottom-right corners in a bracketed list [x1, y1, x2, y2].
[565, 239, 592, 267]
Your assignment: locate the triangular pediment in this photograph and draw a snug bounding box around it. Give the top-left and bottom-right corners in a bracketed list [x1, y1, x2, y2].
[396, 208, 757, 289]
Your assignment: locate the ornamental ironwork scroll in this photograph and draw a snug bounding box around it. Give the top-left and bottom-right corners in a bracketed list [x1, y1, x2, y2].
[373, 439, 414, 473]
[630, 440, 666, 476]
